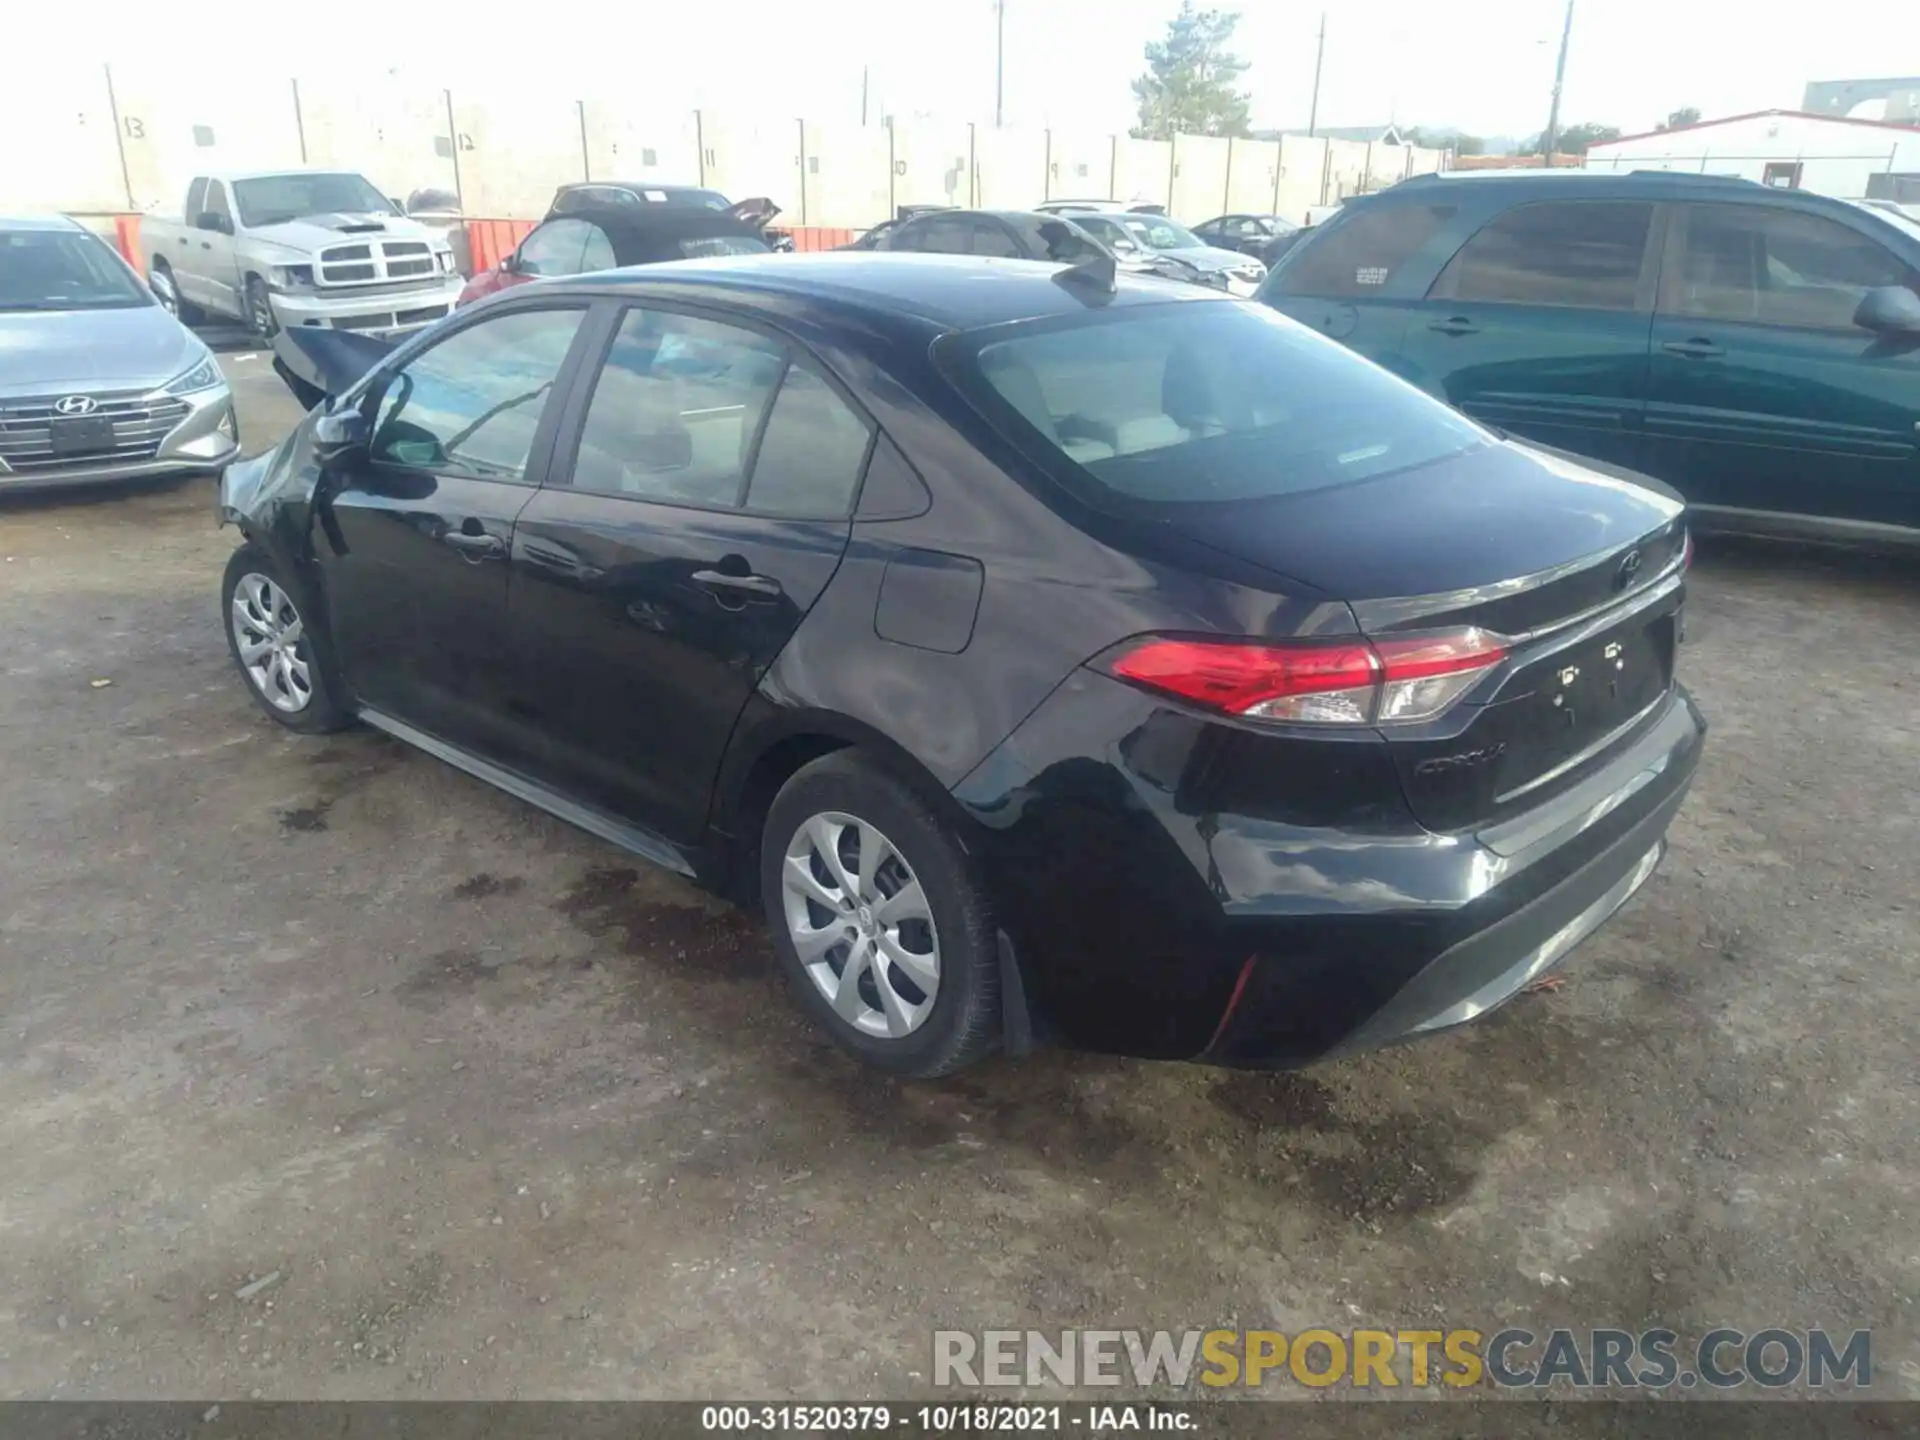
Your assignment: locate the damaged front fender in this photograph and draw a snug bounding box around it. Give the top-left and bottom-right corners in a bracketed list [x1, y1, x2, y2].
[215, 411, 330, 574]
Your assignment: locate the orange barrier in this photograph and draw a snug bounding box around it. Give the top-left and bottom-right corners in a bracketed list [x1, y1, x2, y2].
[786, 227, 858, 252]
[465, 218, 536, 274]
[113, 214, 143, 268]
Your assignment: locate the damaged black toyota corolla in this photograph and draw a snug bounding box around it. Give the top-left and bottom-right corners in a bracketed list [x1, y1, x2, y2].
[219, 251, 1704, 1077]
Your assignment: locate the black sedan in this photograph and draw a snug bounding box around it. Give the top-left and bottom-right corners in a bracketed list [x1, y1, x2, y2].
[225, 252, 1703, 1077]
[1193, 213, 1306, 268]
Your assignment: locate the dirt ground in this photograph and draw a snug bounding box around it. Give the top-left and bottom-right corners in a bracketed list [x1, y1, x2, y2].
[1, 352, 1916, 1401]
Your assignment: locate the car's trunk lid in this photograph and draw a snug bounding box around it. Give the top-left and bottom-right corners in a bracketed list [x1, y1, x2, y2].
[1152, 438, 1689, 830]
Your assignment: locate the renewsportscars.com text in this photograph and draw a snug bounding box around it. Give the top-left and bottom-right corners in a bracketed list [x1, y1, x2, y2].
[934, 1327, 1871, 1391]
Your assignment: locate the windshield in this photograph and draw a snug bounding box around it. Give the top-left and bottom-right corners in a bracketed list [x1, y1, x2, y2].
[1118, 216, 1207, 251]
[0, 228, 151, 311]
[945, 302, 1488, 506]
[234, 173, 395, 227]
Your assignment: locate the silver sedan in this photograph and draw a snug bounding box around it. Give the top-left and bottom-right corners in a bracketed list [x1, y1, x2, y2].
[1, 214, 237, 490]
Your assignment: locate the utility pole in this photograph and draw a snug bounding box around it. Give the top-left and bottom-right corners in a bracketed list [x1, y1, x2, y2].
[1541, 0, 1575, 165]
[995, 0, 1006, 128]
[1307, 13, 1326, 137]
[862, 66, 870, 126]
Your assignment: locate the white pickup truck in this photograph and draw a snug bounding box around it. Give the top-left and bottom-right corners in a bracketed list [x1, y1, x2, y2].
[141, 169, 465, 339]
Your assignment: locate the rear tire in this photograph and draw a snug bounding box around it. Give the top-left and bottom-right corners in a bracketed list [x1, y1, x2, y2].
[761, 752, 1001, 1077]
[222, 544, 350, 733]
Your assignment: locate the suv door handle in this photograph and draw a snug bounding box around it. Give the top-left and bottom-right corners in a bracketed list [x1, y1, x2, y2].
[443, 530, 507, 560]
[1662, 338, 1725, 359]
[692, 568, 783, 600]
[1428, 316, 1479, 336]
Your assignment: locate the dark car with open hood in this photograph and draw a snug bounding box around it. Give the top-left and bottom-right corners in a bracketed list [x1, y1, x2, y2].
[224, 251, 1703, 1077]
[457, 191, 782, 308]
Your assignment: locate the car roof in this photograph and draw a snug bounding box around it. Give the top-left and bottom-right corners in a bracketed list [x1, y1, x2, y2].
[562, 251, 1221, 329]
[0, 213, 85, 232]
[1380, 168, 1910, 228]
[558, 182, 727, 200]
[209, 168, 373, 183]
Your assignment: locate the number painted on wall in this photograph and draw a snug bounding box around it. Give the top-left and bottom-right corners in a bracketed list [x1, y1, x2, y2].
[123, 116, 146, 139]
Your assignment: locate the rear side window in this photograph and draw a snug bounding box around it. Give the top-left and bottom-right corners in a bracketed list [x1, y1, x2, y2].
[1668, 203, 1920, 329]
[947, 302, 1486, 505]
[1436, 201, 1653, 310]
[185, 178, 208, 219]
[746, 364, 874, 516]
[896, 216, 970, 254]
[1273, 202, 1456, 296]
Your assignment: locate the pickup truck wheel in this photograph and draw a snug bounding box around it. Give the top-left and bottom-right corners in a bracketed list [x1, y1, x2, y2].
[150, 263, 204, 325]
[245, 277, 279, 341]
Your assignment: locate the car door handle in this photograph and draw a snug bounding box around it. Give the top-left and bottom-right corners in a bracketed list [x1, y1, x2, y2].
[443, 530, 506, 560]
[692, 568, 783, 599]
[1428, 316, 1479, 336]
[1662, 338, 1725, 359]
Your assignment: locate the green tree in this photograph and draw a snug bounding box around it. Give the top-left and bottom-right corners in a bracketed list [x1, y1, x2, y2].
[1130, 2, 1253, 140]
[1658, 106, 1703, 131]
[1528, 121, 1621, 155]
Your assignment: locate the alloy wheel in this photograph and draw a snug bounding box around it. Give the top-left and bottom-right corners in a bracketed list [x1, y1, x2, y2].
[781, 811, 940, 1039]
[150, 269, 179, 315]
[230, 573, 312, 714]
[248, 283, 278, 339]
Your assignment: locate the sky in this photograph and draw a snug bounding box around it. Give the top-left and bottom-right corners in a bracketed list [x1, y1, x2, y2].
[4, 0, 1914, 141]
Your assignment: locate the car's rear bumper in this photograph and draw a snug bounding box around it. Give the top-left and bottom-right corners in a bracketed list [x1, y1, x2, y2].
[955, 671, 1705, 1067]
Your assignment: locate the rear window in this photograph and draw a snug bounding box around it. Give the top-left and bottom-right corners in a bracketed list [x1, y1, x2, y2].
[1271, 202, 1456, 297]
[944, 301, 1488, 505]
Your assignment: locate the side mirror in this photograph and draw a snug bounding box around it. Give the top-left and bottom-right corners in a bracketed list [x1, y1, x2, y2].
[195, 211, 229, 235]
[312, 407, 370, 463]
[1854, 285, 1920, 336]
[500, 251, 522, 275]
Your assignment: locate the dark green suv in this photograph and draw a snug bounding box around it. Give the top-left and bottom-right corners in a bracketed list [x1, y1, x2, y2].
[1261, 171, 1920, 545]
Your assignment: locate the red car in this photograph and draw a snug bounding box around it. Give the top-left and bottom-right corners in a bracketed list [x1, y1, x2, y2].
[458, 191, 782, 307]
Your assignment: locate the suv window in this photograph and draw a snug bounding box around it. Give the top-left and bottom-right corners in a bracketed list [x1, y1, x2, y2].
[1670, 203, 1920, 329]
[1436, 201, 1653, 310]
[1273, 202, 1457, 297]
[894, 215, 970, 253]
[570, 307, 787, 506]
[370, 307, 585, 480]
[967, 220, 1023, 258]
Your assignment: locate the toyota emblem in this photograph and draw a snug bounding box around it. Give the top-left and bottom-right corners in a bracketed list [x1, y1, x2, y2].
[53, 395, 98, 416]
[1614, 549, 1643, 591]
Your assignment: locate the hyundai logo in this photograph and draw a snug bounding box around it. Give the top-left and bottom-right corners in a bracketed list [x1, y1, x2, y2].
[53, 395, 98, 416]
[1614, 549, 1643, 591]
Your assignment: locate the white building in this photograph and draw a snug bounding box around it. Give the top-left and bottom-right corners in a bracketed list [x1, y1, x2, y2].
[1585, 109, 1920, 202]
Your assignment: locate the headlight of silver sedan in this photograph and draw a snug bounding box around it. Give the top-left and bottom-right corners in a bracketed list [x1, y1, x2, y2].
[162, 353, 223, 396]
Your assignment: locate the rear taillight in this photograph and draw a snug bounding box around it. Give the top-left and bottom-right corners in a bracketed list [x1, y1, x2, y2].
[1106, 628, 1509, 726]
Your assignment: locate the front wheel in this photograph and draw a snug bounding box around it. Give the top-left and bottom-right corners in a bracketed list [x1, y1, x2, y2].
[761, 752, 1001, 1077]
[150, 263, 204, 324]
[244, 276, 279, 341]
[222, 545, 350, 733]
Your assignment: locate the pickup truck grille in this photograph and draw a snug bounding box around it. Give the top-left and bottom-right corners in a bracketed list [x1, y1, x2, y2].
[318, 240, 441, 288]
[0, 393, 191, 473]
